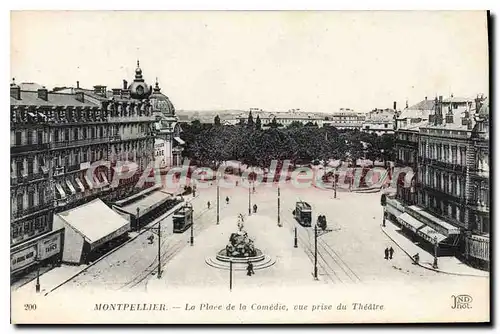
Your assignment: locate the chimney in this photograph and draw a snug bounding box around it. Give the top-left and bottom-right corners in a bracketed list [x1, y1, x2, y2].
[393, 101, 397, 110]
[10, 85, 20, 100]
[425, 96, 427, 101]
[123, 80, 128, 90]
[37, 88, 48, 101]
[112, 88, 122, 97]
[75, 92, 85, 103]
[76, 81, 80, 89]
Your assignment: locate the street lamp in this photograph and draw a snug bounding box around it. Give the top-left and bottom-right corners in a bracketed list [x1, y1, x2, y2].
[248, 179, 252, 216]
[333, 169, 338, 199]
[277, 186, 282, 227]
[433, 236, 439, 269]
[189, 203, 194, 246]
[313, 217, 332, 281]
[216, 173, 220, 225]
[35, 256, 41, 293]
[136, 207, 140, 232]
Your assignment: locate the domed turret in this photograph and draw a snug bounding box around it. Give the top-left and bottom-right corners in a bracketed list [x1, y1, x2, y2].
[150, 78, 176, 116]
[128, 60, 152, 99]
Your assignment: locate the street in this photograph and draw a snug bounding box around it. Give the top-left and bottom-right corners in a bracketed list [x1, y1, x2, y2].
[49, 178, 487, 295]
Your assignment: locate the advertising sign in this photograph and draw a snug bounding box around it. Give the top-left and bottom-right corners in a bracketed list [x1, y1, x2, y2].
[38, 233, 61, 260]
[11, 245, 37, 272]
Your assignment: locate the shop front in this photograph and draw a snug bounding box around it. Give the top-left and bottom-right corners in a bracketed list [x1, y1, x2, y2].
[11, 228, 64, 277]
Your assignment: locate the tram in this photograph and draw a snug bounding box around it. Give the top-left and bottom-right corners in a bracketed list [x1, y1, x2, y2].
[173, 204, 193, 233]
[293, 201, 312, 227]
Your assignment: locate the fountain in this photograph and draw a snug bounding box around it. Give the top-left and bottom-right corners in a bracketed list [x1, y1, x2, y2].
[205, 214, 275, 271]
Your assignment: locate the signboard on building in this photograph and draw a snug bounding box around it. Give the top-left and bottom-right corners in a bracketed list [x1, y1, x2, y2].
[80, 162, 91, 170]
[11, 245, 37, 272]
[155, 138, 167, 168]
[38, 233, 61, 260]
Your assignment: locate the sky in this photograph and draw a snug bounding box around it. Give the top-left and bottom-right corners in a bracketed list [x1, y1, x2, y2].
[10, 11, 489, 113]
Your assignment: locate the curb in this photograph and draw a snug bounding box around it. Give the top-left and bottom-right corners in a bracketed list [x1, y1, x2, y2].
[42, 196, 200, 296]
[379, 224, 488, 278]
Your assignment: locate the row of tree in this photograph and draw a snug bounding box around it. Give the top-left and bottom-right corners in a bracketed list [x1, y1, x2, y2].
[181, 114, 395, 169]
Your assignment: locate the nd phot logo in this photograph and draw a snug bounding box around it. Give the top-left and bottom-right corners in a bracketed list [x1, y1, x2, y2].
[451, 295, 473, 309]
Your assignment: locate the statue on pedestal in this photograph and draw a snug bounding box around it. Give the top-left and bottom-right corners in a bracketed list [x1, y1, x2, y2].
[225, 214, 257, 258]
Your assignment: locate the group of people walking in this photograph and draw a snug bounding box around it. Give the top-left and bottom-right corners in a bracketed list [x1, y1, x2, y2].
[384, 246, 394, 260]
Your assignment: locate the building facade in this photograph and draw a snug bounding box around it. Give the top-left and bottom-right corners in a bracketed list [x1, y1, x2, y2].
[10, 61, 167, 276]
[386, 94, 490, 270]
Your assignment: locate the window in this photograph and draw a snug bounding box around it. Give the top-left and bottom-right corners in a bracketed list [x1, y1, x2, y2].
[38, 189, 44, 205]
[27, 159, 34, 175]
[54, 129, 60, 142]
[28, 191, 34, 208]
[83, 151, 87, 162]
[65, 129, 70, 141]
[384, 124, 388, 128]
[16, 160, 23, 178]
[15, 132, 22, 145]
[73, 128, 79, 140]
[82, 128, 87, 139]
[91, 127, 95, 139]
[37, 131, 43, 145]
[99, 127, 103, 138]
[64, 156, 69, 167]
[16, 193, 23, 211]
[27, 131, 33, 145]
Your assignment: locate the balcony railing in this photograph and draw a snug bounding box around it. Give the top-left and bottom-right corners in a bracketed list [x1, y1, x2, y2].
[11, 143, 49, 154]
[12, 172, 46, 184]
[109, 133, 150, 142]
[108, 115, 155, 123]
[12, 202, 52, 219]
[49, 137, 110, 149]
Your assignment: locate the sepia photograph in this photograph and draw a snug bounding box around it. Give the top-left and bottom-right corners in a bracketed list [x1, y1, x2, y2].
[9, 10, 490, 324]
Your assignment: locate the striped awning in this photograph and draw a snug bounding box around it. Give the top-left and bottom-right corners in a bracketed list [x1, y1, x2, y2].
[75, 178, 85, 192]
[417, 226, 448, 244]
[55, 183, 66, 199]
[84, 175, 94, 189]
[66, 180, 76, 194]
[397, 213, 424, 233]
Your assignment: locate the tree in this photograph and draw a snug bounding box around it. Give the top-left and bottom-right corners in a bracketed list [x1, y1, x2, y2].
[247, 111, 255, 129]
[255, 115, 262, 130]
[269, 117, 283, 129]
[287, 121, 303, 129]
[214, 115, 221, 126]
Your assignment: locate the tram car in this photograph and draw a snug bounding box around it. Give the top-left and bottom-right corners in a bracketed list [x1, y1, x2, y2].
[172, 205, 193, 233]
[292, 201, 312, 227]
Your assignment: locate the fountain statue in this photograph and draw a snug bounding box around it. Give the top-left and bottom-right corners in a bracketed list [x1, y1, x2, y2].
[225, 214, 257, 258]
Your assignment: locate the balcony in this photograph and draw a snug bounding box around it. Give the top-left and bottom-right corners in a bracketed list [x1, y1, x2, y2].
[12, 172, 46, 185]
[422, 185, 465, 204]
[11, 143, 49, 154]
[49, 137, 110, 149]
[12, 202, 52, 220]
[108, 115, 155, 123]
[109, 133, 151, 142]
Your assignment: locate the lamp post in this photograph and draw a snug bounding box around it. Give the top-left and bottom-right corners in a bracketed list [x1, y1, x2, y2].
[229, 260, 233, 291]
[433, 236, 439, 269]
[189, 203, 194, 246]
[157, 221, 162, 279]
[333, 170, 337, 199]
[277, 186, 282, 227]
[248, 180, 252, 216]
[294, 227, 298, 248]
[136, 207, 140, 232]
[35, 256, 41, 293]
[216, 174, 220, 225]
[314, 224, 318, 280]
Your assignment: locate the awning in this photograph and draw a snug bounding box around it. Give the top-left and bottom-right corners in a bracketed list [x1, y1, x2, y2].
[75, 178, 85, 192]
[397, 213, 424, 233]
[408, 206, 460, 236]
[120, 190, 172, 218]
[417, 226, 448, 244]
[55, 183, 66, 199]
[385, 204, 403, 218]
[174, 136, 185, 145]
[66, 180, 76, 194]
[56, 199, 130, 251]
[84, 175, 93, 189]
[28, 112, 36, 117]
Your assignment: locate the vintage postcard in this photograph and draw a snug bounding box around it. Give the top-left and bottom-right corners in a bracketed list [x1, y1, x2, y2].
[10, 10, 490, 324]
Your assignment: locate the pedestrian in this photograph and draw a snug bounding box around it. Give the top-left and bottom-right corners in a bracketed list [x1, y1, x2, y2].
[413, 253, 420, 264]
[253, 204, 258, 213]
[389, 247, 394, 260]
[384, 247, 389, 260]
[253, 185, 256, 193]
[246, 261, 255, 276]
[207, 201, 211, 209]
[226, 196, 230, 205]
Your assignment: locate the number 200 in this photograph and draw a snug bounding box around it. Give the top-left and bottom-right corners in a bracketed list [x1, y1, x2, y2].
[24, 304, 37, 311]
